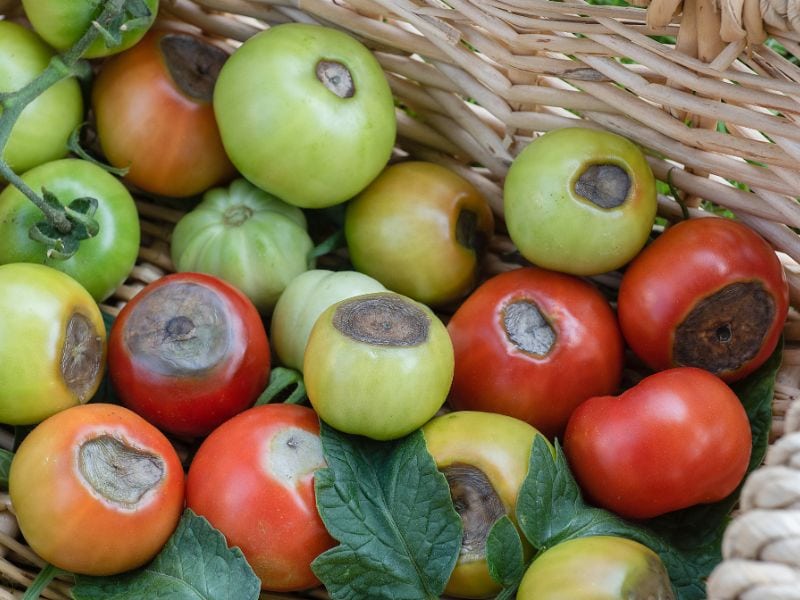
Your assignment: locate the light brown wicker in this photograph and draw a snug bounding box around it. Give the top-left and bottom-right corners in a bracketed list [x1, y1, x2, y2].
[1, 0, 800, 598]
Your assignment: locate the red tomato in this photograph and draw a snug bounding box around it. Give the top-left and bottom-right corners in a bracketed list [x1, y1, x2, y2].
[108, 272, 271, 438]
[446, 267, 624, 439]
[617, 217, 789, 382]
[185, 403, 336, 592]
[91, 27, 236, 197]
[564, 367, 752, 520]
[8, 403, 185, 575]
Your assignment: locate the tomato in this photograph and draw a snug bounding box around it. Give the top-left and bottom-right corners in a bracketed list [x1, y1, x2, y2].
[422, 411, 544, 599]
[516, 536, 674, 600]
[564, 367, 752, 520]
[270, 269, 386, 371]
[617, 216, 789, 382]
[345, 161, 495, 308]
[9, 403, 185, 575]
[20, 0, 159, 59]
[304, 291, 454, 440]
[446, 267, 624, 439]
[91, 27, 237, 198]
[504, 128, 657, 275]
[186, 403, 335, 591]
[0, 263, 106, 425]
[107, 272, 271, 438]
[0, 158, 140, 302]
[213, 22, 396, 208]
[170, 178, 314, 314]
[0, 21, 83, 176]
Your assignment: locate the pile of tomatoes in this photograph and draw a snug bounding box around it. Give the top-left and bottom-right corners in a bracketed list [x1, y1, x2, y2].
[0, 1, 792, 598]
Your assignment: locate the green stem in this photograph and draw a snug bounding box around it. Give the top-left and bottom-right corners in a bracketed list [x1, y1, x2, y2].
[22, 563, 68, 600]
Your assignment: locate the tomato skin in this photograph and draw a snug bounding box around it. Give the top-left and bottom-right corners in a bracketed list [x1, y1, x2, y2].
[0, 21, 83, 175]
[107, 272, 271, 438]
[564, 367, 752, 520]
[617, 217, 789, 382]
[0, 263, 106, 425]
[92, 28, 237, 197]
[9, 403, 185, 576]
[0, 158, 140, 302]
[446, 267, 624, 439]
[185, 403, 335, 591]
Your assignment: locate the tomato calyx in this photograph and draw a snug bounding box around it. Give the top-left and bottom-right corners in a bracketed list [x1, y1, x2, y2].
[78, 434, 165, 508]
[63, 312, 104, 401]
[442, 463, 505, 563]
[267, 427, 325, 489]
[316, 60, 355, 98]
[674, 280, 775, 376]
[332, 293, 429, 347]
[503, 300, 556, 356]
[574, 163, 630, 209]
[160, 33, 227, 102]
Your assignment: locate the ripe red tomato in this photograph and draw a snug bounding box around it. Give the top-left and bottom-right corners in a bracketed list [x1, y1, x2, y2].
[9, 403, 185, 575]
[185, 403, 336, 592]
[446, 267, 624, 439]
[617, 216, 789, 382]
[564, 367, 752, 520]
[92, 27, 236, 197]
[107, 272, 271, 438]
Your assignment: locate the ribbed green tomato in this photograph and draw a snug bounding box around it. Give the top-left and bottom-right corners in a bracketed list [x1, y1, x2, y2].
[170, 178, 315, 314]
[0, 21, 83, 175]
[270, 269, 385, 372]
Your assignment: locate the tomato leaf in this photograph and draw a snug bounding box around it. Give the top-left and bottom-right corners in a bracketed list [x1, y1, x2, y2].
[0, 448, 13, 490]
[71, 509, 260, 600]
[486, 515, 525, 595]
[255, 367, 307, 406]
[312, 424, 462, 600]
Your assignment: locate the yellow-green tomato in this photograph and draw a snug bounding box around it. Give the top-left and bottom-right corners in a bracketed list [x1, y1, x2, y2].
[345, 161, 494, 308]
[0, 263, 106, 425]
[0, 21, 83, 175]
[517, 536, 675, 600]
[504, 128, 657, 276]
[422, 411, 545, 599]
[304, 291, 454, 441]
[21, 0, 159, 59]
[170, 178, 315, 314]
[270, 269, 386, 371]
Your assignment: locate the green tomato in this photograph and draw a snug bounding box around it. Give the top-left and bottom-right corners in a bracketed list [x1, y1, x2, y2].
[504, 128, 657, 276]
[0, 263, 106, 425]
[0, 158, 140, 302]
[213, 23, 397, 209]
[270, 269, 386, 372]
[304, 291, 454, 440]
[0, 21, 83, 175]
[517, 535, 675, 600]
[170, 178, 315, 314]
[20, 0, 159, 59]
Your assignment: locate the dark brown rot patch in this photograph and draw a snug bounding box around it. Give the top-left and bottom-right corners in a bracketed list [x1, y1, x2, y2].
[674, 281, 775, 375]
[456, 209, 489, 257]
[123, 282, 232, 376]
[333, 293, 429, 347]
[160, 33, 228, 101]
[316, 60, 355, 98]
[62, 313, 104, 401]
[574, 164, 630, 209]
[443, 464, 506, 562]
[79, 435, 165, 508]
[503, 300, 556, 355]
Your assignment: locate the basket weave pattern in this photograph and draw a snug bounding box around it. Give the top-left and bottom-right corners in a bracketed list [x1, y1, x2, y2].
[1, 0, 800, 598]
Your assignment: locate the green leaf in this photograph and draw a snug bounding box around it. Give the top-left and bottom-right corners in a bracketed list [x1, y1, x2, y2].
[0, 448, 13, 490]
[72, 509, 260, 600]
[486, 515, 525, 596]
[312, 424, 462, 600]
[255, 367, 307, 405]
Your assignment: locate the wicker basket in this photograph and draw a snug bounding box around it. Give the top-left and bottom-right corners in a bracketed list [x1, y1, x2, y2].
[1, 0, 800, 598]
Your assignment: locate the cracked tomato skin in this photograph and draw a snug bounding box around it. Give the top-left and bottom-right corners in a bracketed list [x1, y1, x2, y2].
[185, 403, 336, 592]
[617, 217, 789, 383]
[446, 267, 624, 439]
[564, 367, 752, 520]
